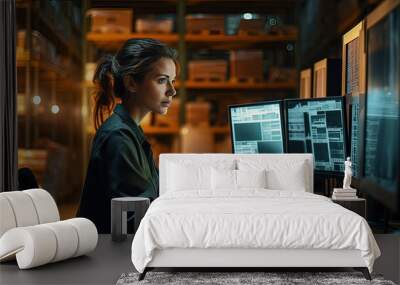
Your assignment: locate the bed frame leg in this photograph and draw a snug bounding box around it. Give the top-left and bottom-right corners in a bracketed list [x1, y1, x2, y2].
[138, 268, 148, 281]
[354, 267, 371, 280]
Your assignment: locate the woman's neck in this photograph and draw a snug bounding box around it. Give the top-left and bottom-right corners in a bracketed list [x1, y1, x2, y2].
[121, 101, 149, 125]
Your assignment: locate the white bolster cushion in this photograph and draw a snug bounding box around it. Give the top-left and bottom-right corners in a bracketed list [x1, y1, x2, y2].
[42, 221, 79, 262]
[0, 218, 98, 269]
[0, 226, 57, 269]
[0, 191, 39, 227]
[23, 189, 60, 224]
[65, 218, 98, 257]
[0, 189, 60, 239]
[0, 196, 17, 237]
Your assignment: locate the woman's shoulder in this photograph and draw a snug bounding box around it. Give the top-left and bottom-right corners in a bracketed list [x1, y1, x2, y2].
[92, 116, 139, 151]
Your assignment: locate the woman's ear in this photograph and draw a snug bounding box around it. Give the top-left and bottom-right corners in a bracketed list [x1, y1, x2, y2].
[123, 75, 137, 93]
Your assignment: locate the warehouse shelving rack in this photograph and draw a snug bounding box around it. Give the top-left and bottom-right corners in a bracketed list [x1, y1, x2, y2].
[82, 0, 299, 170]
[16, 0, 84, 204]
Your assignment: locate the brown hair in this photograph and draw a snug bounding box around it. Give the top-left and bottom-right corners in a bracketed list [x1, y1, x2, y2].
[92, 38, 178, 130]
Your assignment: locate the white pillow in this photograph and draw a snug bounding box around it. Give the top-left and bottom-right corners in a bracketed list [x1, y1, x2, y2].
[236, 169, 267, 189]
[266, 161, 307, 191]
[211, 168, 237, 190]
[167, 162, 212, 191]
[211, 168, 267, 190]
[237, 159, 308, 191]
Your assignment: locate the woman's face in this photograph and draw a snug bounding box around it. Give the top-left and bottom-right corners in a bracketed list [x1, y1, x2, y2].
[134, 57, 177, 115]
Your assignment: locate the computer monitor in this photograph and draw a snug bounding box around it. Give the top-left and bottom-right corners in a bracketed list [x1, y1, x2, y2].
[342, 21, 366, 97]
[360, 0, 400, 212]
[229, 101, 285, 154]
[342, 20, 366, 182]
[285, 97, 347, 174]
[349, 94, 361, 178]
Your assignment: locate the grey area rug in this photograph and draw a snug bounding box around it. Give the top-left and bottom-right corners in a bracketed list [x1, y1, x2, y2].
[116, 272, 396, 285]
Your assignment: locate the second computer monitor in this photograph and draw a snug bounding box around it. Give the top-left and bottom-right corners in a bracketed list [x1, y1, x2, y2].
[285, 96, 347, 173]
[229, 101, 285, 154]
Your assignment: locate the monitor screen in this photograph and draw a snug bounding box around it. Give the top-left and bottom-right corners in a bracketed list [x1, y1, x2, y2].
[285, 97, 347, 173]
[350, 95, 361, 178]
[229, 101, 284, 154]
[362, 5, 399, 197]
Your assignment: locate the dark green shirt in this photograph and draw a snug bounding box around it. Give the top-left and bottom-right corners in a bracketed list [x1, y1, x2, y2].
[77, 104, 159, 233]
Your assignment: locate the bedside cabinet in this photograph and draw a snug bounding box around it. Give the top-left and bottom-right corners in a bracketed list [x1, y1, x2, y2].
[332, 198, 366, 218]
[111, 197, 150, 242]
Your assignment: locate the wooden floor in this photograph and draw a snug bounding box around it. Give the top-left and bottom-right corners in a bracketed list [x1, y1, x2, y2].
[0, 235, 399, 284]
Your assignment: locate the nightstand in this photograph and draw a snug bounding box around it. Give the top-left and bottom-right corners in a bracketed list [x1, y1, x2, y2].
[111, 197, 150, 242]
[331, 198, 366, 218]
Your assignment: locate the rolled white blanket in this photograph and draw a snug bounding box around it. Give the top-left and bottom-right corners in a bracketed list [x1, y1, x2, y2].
[0, 218, 98, 269]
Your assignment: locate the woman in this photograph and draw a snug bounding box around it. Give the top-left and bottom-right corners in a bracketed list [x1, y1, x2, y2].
[77, 39, 178, 233]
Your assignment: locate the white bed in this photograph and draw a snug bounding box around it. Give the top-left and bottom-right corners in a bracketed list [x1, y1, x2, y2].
[131, 154, 380, 280]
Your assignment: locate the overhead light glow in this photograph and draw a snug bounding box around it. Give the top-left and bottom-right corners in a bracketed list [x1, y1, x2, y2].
[32, 95, 41, 105]
[243, 13, 253, 20]
[51, 104, 60, 114]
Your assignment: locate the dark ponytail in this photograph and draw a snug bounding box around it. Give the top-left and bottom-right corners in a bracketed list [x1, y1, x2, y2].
[92, 39, 178, 130]
[93, 54, 115, 130]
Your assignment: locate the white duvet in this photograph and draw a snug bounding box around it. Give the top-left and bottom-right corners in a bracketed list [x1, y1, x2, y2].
[131, 190, 380, 273]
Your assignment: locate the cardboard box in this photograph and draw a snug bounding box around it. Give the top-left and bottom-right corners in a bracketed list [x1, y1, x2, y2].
[136, 18, 173, 34]
[188, 60, 227, 81]
[268, 66, 297, 82]
[238, 19, 265, 34]
[180, 125, 214, 153]
[185, 101, 211, 126]
[88, 9, 132, 33]
[230, 50, 264, 81]
[186, 15, 224, 34]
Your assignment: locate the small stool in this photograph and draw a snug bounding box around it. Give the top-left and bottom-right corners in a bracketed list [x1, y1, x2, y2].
[111, 197, 150, 242]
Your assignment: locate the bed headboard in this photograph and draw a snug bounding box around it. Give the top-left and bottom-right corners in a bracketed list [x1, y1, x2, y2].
[159, 153, 314, 195]
[159, 154, 314, 196]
